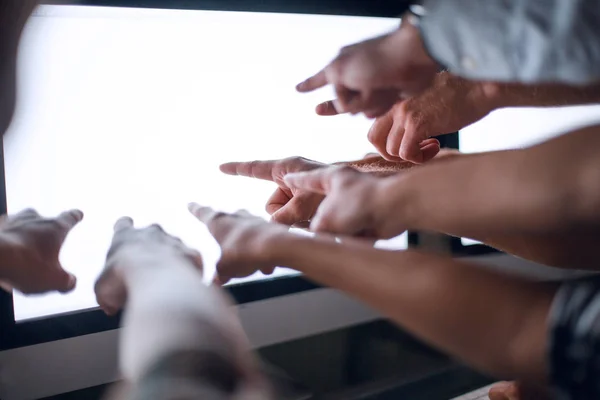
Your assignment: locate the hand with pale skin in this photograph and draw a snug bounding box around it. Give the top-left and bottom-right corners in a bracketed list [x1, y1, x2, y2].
[0, 208, 83, 294]
[317, 71, 600, 164]
[296, 15, 440, 119]
[284, 166, 392, 238]
[94, 217, 204, 316]
[220, 151, 460, 231]
[188, 204, 553, 390]
[95, 218, 269, 399]
[220, 157, 326, 227]
[317, 72, 494, 163]
[188, 203, 290, 284]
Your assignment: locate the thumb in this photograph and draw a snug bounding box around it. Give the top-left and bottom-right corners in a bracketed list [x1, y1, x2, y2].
[271, 192, 322, 226]
[56, 209, 84, 231]
[51, 268, 77, 293]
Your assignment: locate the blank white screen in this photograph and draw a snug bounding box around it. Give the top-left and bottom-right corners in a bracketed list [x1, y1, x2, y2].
[5, 5, 406, 320]
[459, 105, 600, 246]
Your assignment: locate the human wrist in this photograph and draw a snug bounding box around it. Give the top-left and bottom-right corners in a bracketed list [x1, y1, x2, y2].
[257, 232, 301, 264]
[266, 234, 313, 272]
[378, 173, 420, 234]
[117, 249, 199, 283]
[479, 81, 527, 111]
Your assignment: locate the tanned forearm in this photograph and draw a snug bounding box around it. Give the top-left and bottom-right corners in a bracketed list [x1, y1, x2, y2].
[483, 81, 600, 109]
[273, 236, 554, 383]
[340, 153, 600, 270]
[461, 232, 600, 271]
[388, 124, 600, 243]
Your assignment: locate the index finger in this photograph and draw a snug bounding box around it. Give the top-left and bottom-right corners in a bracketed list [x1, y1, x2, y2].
[188, 203, 223, 225]
[315, 100, 344, 116]
[296, 69, 328, 93]
[283, 167, 342, 194]
[113, 217, 134, 232]
[219, 160, 277, 181]
[56, 209, 84, 230]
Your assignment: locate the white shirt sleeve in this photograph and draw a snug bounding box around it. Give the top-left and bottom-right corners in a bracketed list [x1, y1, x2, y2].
[420, 0, 600, 84]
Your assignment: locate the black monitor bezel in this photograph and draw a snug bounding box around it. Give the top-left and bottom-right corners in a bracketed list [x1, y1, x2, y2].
[445, 131, 500, 256]
[0, 0, 414, 351]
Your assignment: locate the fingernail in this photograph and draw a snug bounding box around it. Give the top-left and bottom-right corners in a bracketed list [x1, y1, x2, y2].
[296, 81, 306, 91]
[188, 202, 199, 213]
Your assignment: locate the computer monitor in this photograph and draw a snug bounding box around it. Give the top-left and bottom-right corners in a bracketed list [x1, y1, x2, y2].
[454, 104, 600, 255]
[0, 2, 412, 398]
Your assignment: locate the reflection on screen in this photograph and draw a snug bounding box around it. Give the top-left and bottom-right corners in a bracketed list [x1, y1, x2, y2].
[459, 105, 600, 246]
[5, 6, 406, 320]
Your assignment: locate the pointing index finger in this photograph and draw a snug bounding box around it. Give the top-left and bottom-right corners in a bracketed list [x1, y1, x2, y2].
[219, 160, 277, 181]
[188, 203, 220, 225]
[56, 209, 84, 230]
[296, 69, 328, 93]
[315, 100, 344, 116]
[114, 217, 134, 232]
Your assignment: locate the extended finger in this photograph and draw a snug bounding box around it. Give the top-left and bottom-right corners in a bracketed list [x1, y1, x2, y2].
[271, 192, 322, 226]
[56, 209, 84, 231]
[188, 203, 221, 225]
[219, 160, 277, 181]
[114, 217, 134, 232]
[315, 100, 344, 116]
[51, 267, 77, 294]
[283, 169, 335, 194]
[189, 204, 235, 238]
[296, 69, 328, 93]
[284, 166, 356, 195]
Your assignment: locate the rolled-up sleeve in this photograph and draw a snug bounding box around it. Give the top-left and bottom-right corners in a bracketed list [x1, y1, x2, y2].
[420, 0, 600, 85]
[548, 277, 600, 399]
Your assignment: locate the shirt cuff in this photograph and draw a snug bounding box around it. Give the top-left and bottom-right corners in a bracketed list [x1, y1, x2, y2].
[548, 276, 600, 399]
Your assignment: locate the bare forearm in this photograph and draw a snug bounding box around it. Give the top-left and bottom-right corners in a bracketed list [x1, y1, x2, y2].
[395, 125, 600, 239]
[461, 232, 600, 271]
[484, 81, 600, 109]
[273, 236, 554, 382]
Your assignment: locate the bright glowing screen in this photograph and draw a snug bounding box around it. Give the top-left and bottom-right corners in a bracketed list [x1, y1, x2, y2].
[5, 5, 406, 320]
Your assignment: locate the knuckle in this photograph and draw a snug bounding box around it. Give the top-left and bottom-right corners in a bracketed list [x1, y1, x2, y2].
[367, 127, 379, 143]
[248, 160, 259, 177]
